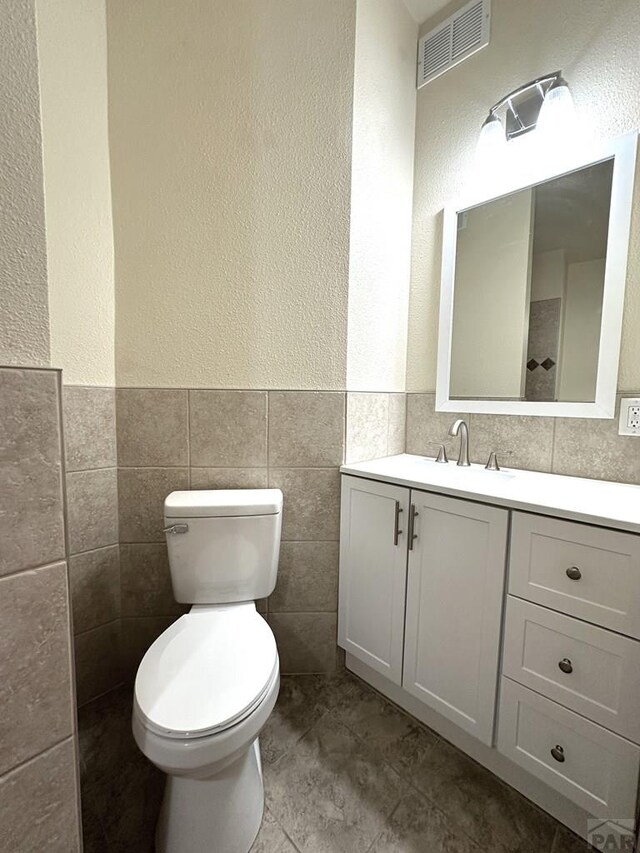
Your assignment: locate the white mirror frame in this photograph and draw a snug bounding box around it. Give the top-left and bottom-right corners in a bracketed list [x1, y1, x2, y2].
[436, 131, 638, 418]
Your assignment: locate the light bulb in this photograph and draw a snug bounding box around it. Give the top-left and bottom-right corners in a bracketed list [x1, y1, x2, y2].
[537, 77, 576, 138]
[476, 113, 505, 167]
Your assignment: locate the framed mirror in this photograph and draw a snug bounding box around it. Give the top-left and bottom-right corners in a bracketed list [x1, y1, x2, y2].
[436, 132, 637, 417]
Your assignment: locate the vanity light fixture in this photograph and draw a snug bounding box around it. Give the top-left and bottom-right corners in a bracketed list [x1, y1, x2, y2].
[476, 71, 575, 157]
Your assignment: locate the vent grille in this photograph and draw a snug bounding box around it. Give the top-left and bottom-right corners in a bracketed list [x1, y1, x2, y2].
[418, 0, 490, 89]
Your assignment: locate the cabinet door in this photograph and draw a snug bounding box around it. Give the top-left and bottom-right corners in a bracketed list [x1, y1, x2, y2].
[403, 491, 508, 744]
[338, 475, 410, 684]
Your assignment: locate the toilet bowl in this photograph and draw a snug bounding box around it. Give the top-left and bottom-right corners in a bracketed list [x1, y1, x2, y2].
[133, 602, 280, 853]
[132, 489, 283, 853]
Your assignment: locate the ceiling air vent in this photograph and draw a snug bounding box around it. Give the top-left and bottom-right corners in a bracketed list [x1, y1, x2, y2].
[417, 0, 490, 89]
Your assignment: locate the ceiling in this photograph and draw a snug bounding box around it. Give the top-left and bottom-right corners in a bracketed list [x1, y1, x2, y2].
[402, 0, 452, 24]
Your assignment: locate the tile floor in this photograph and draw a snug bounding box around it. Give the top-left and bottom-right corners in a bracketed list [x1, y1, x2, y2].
[79, 672, 591, 852]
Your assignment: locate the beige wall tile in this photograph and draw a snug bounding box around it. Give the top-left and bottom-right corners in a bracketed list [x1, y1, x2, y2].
[190, 467, 268, 489]
[268, 391, 345, 467]
[66, 468, 118, 554]
[0, 562, 74, 775]
[74, 621, 123, 706]
[69, 546, 120, 634]
[0, 368, 65, 576]
[0, 738, 81, 853]
[190, 390, 267, 467]
[268, 468, 340, 541]
[469, 413, 555, 473]
[118, 467, 189, 543]
[387, 393, 406, 456]
[116, 388, 188, 466]
[269, 541, 338, 613]
[553, 397, 640, 484]
[406, 393, 469, 458]
[268, 613, 337, 673]
[120, 543, 186, 618]
[121, 616, 176, 682]
[345, 393, 389, 463]
[63, 386, 116, 472]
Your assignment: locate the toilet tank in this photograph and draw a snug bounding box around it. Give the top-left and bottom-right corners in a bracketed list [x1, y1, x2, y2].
[163, 489, 283, 604]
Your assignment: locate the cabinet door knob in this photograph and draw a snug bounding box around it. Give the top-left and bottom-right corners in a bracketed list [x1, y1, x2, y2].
[558, 658, 573, 674]
[550, 745, 565, 763]
[566, 566, 582, 581]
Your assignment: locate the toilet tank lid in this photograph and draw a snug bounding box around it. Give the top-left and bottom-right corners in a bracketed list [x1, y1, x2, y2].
[164, 488, 283, 518]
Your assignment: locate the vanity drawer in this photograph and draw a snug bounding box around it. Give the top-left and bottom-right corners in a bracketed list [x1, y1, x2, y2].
[503, 597, 640, 741]
[498, 678, 640, 821]
[509, 513, 640, 638]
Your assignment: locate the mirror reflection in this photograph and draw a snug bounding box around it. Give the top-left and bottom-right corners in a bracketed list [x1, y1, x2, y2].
[449, 159, 614, 402]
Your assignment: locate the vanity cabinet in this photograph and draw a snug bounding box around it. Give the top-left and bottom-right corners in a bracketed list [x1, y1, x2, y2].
[338, 457, 640, 846]
[403, 492, 508, 744]
[338, 477, 410, 684]
[499, 512, 640, 826]
[338, 476, 508, 745]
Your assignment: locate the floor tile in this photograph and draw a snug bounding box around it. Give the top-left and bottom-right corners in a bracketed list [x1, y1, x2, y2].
[329, 675, 439, 777]
[403, 736, 557, 853]
[78, 686, 137, 787]
[77, 673, 571, 853]
[250, 807, 299, 852]
[368, 791, 481, 853]
[260, 675, 328, 765]
[79, 686, 164, 850]
[264, 713, 407, 852]
[551, 825, 594, 852]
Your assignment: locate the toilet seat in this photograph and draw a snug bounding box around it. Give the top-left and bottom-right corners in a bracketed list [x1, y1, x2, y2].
[135, 602, 278, 740]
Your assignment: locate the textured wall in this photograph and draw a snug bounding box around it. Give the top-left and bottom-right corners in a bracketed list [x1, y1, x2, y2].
[37, 0, 116, 386]
[108, 0, 356, 389]
[407, 0, 640, 392]
[0, 0, 50, 367]
[346, 0, 417, 392]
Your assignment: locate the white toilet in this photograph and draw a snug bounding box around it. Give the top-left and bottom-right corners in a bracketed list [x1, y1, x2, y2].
[132, 488, 283, 853]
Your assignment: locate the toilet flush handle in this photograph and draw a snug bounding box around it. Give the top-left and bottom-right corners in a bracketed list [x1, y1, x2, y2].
[163, 523, 189, 534]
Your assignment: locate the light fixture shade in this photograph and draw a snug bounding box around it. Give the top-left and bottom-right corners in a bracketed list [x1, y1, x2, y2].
[536, 77, 576, 137]
[476, 113, 505, 165]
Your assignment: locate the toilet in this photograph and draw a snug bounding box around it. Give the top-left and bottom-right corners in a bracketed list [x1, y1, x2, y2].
[132, 488, 283, 853]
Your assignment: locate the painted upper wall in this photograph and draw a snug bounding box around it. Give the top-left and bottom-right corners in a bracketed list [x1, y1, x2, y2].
[346, 0, 417, 392]
[0, 0, 50, 367]
[37, 0, 115, 386]
[407, 0, 640, 392]
[108, 0, 356, 389]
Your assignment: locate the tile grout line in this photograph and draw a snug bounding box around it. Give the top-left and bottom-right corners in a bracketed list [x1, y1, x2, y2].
[187, 388, 192, 489]
[0, 732, 77, 781]
[317, 679, 499, 853]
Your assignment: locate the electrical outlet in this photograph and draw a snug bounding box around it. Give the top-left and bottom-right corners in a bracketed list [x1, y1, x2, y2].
[618, 398, 640, 436]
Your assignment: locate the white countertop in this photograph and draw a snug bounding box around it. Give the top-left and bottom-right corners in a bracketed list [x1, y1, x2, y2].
[340, 454, 640, 534]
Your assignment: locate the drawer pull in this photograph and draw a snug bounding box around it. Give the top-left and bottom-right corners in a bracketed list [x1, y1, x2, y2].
[558, 658, 573, 674]
[393, 501, 403, 546]
[408, 504, 419, 551]
[550, 745, 565, 763]
[566, 566, 582, 580]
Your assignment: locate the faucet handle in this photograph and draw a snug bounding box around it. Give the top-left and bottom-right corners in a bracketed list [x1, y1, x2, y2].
[425, 441, 449, 464]
[485, 449, 513, 471]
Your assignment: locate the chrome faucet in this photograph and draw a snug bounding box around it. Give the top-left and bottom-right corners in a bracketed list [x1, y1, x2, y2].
[448, 419, 470, 466]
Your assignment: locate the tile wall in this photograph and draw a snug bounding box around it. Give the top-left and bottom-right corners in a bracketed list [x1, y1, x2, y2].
[63, 387, 121, 705]
[406, 393, 640, 484]
[0, 367, 82, 851]
[61, 386, 406, 685]
[114, 388, 405, 676]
